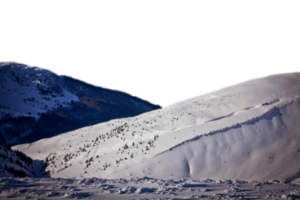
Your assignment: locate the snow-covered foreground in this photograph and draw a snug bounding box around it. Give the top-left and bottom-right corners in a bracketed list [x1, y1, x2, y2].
[1, 177, 300, 200]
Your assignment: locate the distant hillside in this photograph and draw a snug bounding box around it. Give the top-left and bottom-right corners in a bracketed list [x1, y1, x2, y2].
[0, 62, 161, 146]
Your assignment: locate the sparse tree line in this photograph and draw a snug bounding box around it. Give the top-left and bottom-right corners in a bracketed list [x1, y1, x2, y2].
[116, 134, 159, 166]
[80, 123, 130, 149]
[85, 156, 94, 168]
[44, 120, 162, 176]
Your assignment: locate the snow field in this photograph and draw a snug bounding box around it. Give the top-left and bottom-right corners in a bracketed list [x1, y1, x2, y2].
[1, 177, 300, 199]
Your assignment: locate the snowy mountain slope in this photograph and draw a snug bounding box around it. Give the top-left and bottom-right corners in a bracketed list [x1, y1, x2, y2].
[0, 62, 161, 145]
[14, 73, 300, 181]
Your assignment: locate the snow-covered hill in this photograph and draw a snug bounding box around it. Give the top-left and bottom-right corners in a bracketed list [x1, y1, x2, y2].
[0, 62, 161, 145]
[14, 73, 300, 182]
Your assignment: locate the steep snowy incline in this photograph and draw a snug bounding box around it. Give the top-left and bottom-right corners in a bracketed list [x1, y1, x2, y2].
[14, 73, 300, 181]
[110, 99, 300, 182]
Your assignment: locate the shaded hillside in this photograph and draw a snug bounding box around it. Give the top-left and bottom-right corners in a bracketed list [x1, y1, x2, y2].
[0, 62, 161, 146]
[0, 145, 35, 177]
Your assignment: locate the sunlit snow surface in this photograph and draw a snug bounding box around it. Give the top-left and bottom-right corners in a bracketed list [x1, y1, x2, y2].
[11, 73, 300, 198]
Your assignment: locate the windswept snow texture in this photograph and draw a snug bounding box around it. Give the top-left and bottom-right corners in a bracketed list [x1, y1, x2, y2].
[1, 177, 300, 200]
[14, 73, 300, 182]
